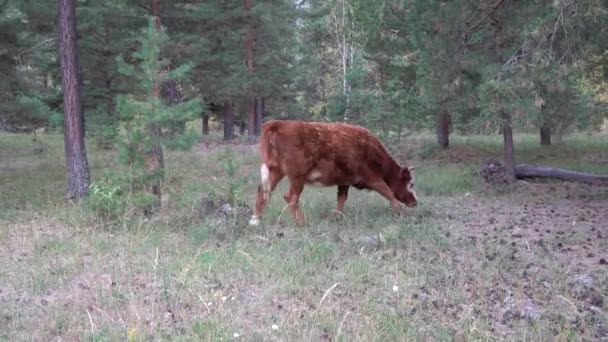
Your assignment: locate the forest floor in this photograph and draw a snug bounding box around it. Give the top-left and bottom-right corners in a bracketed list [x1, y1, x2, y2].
[1, 131, 607, 341]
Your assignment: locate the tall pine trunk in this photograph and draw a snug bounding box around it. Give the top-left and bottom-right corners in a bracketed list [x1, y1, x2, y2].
[247, 101, 256, 141]
[501, 111, 515, 182]
[492, 15, 515, 183]
[146, 0, 165, 206]
[436, 110, 450, 149]
[57, 0, 90, 199]
[223, 101, 234, 140]
[239, 120, 246, 136]
[244, 0, 257, 142]
[202, 114, 209, 135]
[255, 97, 263, 135]
[540, 126, 551, 145]
[103, 26, 114, 118]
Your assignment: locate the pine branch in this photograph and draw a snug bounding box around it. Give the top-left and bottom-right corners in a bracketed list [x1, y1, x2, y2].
[457, 0, 509, 57]
[18, 38, 57, 64]
[498, 0, 578, 79]
[0, 0, 9, 13]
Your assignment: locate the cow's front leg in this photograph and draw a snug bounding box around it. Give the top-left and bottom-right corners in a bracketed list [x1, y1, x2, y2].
[366, 179, 402, 214]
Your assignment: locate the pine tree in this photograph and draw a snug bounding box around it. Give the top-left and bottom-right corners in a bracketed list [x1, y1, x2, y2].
[57, 0, 90, 198]
[115, 16, 202, 210]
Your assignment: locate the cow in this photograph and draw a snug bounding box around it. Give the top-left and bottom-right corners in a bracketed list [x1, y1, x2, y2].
[248, 120, 417, 226]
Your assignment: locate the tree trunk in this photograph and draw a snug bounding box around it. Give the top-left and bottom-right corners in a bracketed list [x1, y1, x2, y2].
[247, 99, 256, 142]
[502, 112, 515, 183]
[244, 0, 256, 142]
[540, 126, 551, 146]
[436, 110, 450, 149]
[515, 165, 608, 185]
[239, 120, 246, 136]
[146, 0, 165, 208]
[202, 114, 209, 135]
[223, 101, 234, 141]
[254, 97, 263, 135]
[104, 25, 114, 118]
[57, 0, 90, 199]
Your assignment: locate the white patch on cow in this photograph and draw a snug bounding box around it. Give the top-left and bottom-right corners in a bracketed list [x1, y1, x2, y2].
[260, 163, 271, 201]
[261, 164, 270, 191]
[307, 169, 322, 181]
[307, 169, 324, 187]
[248, 215, 259, 226]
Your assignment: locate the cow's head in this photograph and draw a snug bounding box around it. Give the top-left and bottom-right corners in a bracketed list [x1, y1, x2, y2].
[394, 166, 417, 207]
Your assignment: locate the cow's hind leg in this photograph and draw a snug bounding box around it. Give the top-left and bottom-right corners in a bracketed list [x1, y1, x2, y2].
[336, 185, 349, 214]
[249, 164, 283, 226]
[283, 180, 305, 226]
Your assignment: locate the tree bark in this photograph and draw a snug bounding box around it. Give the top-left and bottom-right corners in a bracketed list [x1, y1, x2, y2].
[103, 25, 114, 118]
[223, 101, 234, 141]
[247, 100, 256, 142]
[515, 165, 608, 185]
[239, 120, 246, 136]
[501, 111, 515, 183]
[146, 0, 165, 206]
[540, 126, 551, 146]
[57, 0, 90, 199]
[436, 110, 450, 149]
[244, 0, 256, 142]
[254, 97, 263, 135]
[202, 114, 209, 135]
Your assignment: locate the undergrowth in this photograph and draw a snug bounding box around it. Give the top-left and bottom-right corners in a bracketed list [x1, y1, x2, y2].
[1, 131, 607, 341]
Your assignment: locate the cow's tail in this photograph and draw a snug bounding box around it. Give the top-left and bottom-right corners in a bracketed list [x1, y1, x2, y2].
[249, 122, 278, 226]
[258, 123, 278, 196]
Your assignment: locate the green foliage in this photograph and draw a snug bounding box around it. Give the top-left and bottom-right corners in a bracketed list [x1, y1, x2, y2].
[14, 95, 63, 129]
[114, 17, 202, 193]
[87, 176, 125, 220]
[87, 174, 158, 221]
[93, 124, 119, 150]
[209, 147, 251, 207]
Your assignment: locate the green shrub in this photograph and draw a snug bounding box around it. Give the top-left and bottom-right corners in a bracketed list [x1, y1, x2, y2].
[208, 147, 251, 207]
[87, 176, 156, 221]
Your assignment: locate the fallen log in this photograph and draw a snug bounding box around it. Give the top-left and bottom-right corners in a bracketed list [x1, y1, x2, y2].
[515, 164, 608, 185]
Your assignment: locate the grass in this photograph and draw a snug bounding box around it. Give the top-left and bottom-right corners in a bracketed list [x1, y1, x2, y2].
[1, 130, 607, 341]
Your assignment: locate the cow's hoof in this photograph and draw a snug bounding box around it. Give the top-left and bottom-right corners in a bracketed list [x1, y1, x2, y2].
[248, 215, 260, 226]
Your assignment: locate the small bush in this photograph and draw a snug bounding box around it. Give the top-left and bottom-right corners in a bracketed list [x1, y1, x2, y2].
[94, 124, 119, 150]
[209, 147, 251, 207]
[87, 175, 156, 221]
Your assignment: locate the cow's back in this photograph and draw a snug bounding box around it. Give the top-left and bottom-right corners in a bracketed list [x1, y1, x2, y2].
[259, 120, 391, 186]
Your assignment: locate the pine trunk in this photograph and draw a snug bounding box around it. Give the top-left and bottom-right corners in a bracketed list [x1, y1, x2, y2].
[515, 165, 608, 185]
[502, 112, 515, 183]
[239, 120, 246, 136]
[57, 0, 90, 199]
[247, 100, 256, 142]
[244, 0, 256, 142]
[146, 0, 165, 208]
[255, 97, 263, 135]
[104, 26, 114, 117]
[223, 101, 234, 141]
[202, 114, 209, 135]
[540, 126, 551, 146]
[436, 110, 450, 149]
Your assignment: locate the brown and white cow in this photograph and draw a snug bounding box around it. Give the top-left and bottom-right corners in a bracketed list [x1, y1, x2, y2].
[249, 120, 417, 226]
